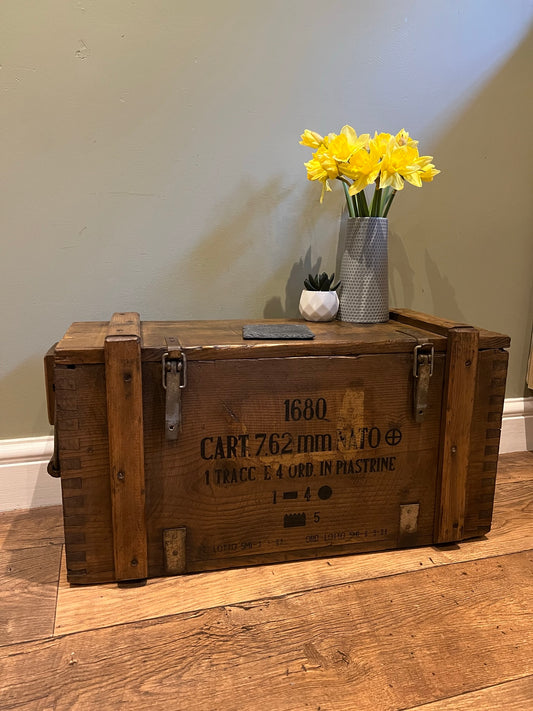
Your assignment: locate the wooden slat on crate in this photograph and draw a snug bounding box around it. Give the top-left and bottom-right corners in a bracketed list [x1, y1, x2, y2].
[56, 364, 115, 583]
[53, 318, 449, 364]
[43, 344, 58, 425]
[53, 314, 509, 365]
[390, 308, 511, 348]
[435, 327, 479, 542]
[104, 313, 147, 581]
[464, 348, 509, 537]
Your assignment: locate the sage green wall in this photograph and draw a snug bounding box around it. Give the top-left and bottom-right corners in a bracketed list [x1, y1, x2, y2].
[1, 1, 532, 438]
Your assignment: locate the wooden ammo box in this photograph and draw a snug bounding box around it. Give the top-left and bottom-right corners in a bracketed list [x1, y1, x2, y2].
[44, 309, 510, 584]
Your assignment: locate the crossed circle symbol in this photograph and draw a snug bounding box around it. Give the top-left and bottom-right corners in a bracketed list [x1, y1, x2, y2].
[385, 428, 402, 446]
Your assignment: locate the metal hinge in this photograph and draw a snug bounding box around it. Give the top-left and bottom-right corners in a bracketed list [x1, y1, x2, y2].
[47, 403, 61, 478]
[162, 351, 187, 440]
[413, 343, 434, 423]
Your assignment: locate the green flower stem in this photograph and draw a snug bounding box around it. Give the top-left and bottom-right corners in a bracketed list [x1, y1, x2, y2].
[371, 186, 382, 217]
[382, 188, 397, 218]
[380, 186, 391, 212]
[356, 190, 369, 217]
[341, 180, 357, 218]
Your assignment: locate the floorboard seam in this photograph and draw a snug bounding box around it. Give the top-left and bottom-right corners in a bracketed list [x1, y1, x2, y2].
[397, 672, 533, 710]
[51, 544, 63, 638]
[51, 547, 533, 640]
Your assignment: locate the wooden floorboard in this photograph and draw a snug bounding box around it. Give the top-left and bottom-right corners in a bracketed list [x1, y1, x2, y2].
[0, 545, 62, 647]
[404, 674, 533, 710]
[0, 505, 63, 551]
[0, 452, 531, 709]
[1, 552, 531, 711]
[495, 451, 533, 484]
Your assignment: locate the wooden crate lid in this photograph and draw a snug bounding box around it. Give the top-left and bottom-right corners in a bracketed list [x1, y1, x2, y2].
[52, 310, 509, 365]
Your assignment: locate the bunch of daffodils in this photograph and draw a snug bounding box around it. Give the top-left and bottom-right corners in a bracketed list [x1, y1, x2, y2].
[300, 126, 440, 218]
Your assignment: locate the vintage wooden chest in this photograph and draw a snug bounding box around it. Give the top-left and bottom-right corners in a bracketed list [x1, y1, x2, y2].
[44, 309, 510, 584]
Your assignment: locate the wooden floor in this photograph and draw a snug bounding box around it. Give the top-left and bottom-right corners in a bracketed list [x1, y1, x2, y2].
[0, 453, 532, 710]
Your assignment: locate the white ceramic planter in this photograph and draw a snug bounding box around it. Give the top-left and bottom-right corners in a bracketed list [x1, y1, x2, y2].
[299, 290, 339, 322]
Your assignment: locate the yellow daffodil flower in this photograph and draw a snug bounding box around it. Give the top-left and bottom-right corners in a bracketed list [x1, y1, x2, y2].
[341, 144, 382, 195]
[300, 125, 439, 216]
[379, 143, 421, 191]
[370, 132, 393, 157]
[409, 154, 440, 183]
[321, 132, 338, 148]
[304, 157, 332, 203]
[299, 130, 324, 148]
[395, 129, 418, 147]
[419, 162, 440, 182]
[313, 147, 339, 179]
[340, 125, 370, 150]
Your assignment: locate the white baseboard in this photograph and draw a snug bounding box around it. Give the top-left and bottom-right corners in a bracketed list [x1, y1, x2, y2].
[499, 397, 533, 454]
[1, 399, 531, 512]
[0, 436, 60, 512]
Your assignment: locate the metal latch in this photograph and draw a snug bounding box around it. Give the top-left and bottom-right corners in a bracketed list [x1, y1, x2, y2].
[162, 351, 187, 440]
[413, 343, 434, 423]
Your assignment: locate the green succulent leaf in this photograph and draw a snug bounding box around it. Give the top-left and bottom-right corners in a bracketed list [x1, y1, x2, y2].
[304, 271, 341, 291]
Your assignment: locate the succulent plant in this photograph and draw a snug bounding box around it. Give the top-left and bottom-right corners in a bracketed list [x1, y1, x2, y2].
[303, 272, 341, 292]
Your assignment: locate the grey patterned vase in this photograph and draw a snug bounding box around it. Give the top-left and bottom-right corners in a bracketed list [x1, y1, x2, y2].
[337, 217, 389, 323]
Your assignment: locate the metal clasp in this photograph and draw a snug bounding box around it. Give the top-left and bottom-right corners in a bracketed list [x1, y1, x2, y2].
[162, 351, 187, 440]
[413, 343, 434, 377]
[162, 351, 187, 390]
[413, 344, 434, 423]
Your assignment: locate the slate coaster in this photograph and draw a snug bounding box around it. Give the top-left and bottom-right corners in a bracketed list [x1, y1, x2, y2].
[243, 324, 315, 340]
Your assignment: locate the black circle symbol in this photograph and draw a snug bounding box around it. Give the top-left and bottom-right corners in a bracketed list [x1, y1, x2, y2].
[385, 428, 402, 446]
[318, 485, 333, 500]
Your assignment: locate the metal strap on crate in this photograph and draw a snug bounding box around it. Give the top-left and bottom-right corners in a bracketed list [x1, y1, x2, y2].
[413, 343, 434, 423]
[163, 336, 187, 441]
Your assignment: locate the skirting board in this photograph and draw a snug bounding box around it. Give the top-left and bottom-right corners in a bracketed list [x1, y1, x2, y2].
[0, 436, 60, 512]
[499, 397, 533, 455]
[1, 398, 532, 512]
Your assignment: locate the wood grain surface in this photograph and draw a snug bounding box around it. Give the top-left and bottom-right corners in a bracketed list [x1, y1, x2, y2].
[434, 327, 479, 542]
[403, 675, 533, 710]
[0, 505, 63, 551]
[105, 319, 148, 581]
[0, 454, 530, 711]
[1, 552, 531, 710]
[0, 545, 62, 647]
[53, 316, 453, 365]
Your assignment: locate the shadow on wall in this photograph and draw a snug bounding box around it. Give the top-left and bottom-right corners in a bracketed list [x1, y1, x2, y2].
[423, 251, 465, 323]
[388, 25, 532, 396]
[390, 22, 532, 318]
[388, 226, 416, 312]
[156, 177, 294, 317]
[263, 247, 323, 318]
[156, 172, 341, 320]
